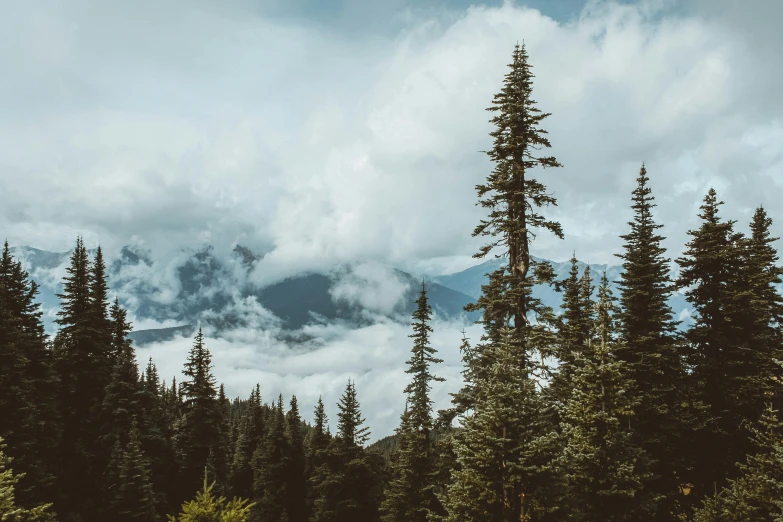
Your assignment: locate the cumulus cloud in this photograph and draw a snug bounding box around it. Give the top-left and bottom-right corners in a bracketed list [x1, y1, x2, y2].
[329, 262, 412, 316]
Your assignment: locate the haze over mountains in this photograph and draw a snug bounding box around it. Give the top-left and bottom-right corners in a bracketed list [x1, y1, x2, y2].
[11, 243, 696, 345]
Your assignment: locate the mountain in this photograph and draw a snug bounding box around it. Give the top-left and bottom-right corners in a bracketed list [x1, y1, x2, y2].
[432, 255, 693, 329]
[10, 244, 480, 344]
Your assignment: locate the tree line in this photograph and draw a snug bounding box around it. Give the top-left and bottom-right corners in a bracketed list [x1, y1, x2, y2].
[2, 43, 782, 521]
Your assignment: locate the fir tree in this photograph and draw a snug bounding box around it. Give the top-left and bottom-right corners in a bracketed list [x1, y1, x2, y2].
[380, 283, 444, 522]
[251, 396, 289, 522]
[693, 404, 783, 521]
[285, 396, 306, 522]
[98, 339, 142, 465]
[676, 188, 768, 497]
[0, 243, 59, 505]
[443, 43, 563, 521]
[0, 437, 56, 522]
[305, 397, 330, 518]
[615, 165, 689, 516]
[177, 328, 224, 503]
[168, 472, 256, 522]
[106, 421, 159, 522]
[310, 381, 382, 522]
[559, 273, 654, 521]
[53, 236, 106, 518]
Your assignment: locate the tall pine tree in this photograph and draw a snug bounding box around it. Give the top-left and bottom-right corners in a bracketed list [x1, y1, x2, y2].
[381, 283, 444, 522]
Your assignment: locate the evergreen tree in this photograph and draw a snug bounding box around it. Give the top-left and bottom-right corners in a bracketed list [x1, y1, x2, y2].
[615, 165, 689, 516]
[106, 421, 159, 522]
[305, 397, 329, 518]
[0, 243, 59, 505]
[310, 381, 381, 522]
[380, 283, 444, 522]
[176, 329, 224, 504]
[251, 397, 289, 522]
[285, 396, 306, 522]
[88, 246, 113, 369]
[676, 188, 769, 497]
[559, 273, 654, 521]
[230, 389, 261, 501]
[440, 327, 553, 522]
[168, 473, 255, 522]
[443, 43, 563, 521]
[0, 437, 56, 522]
[53, 236, 106, 518]
[693, 404, 783, 521]
[743, 207, 783, 408]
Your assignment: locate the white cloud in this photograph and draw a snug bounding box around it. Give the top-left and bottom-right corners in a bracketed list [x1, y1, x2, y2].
[136, 316, 480, 441]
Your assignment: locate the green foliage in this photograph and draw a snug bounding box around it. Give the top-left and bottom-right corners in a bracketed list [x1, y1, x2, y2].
[380, 283, 445, 522]
[0, 437, 56, 522]
[168, 475, 255, 522]
[692, 404, 783, 521]
[105, 421, 159, 521]
[251, 397, 289, 522]
[558, 273, 655, 521]
[614, 165, 690, 516]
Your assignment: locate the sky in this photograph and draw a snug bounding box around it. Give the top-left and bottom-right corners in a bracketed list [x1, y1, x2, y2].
[2, 0, 783, 438]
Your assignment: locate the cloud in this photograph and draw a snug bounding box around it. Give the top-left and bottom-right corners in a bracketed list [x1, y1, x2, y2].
[329, 262, 412, 316]
[136, 316, 481, 441]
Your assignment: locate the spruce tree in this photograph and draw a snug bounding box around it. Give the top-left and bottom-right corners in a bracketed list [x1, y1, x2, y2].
[106, 421, 159, 522]
[54, 236, 106, 518]
[444, 43, 563, 522]
[615, 165, 689, 516]
[676, 188, 768, 497]
[98, 338, 142, 466]
[0, 436, 56, 522]
[177, 328, 224, 503]
[229, 389, 259, 501]
[251, 396, 289, 522]
[380, 283, 444, 522]
[285, 396, 306, 522]
[559, 273, 654, 521]
[310, 381, 381, 522]
[693, 404, 783, 521]
[168, 473, 256, 522]
[0, 243, 59, 505]
[305, 397, 329, 518]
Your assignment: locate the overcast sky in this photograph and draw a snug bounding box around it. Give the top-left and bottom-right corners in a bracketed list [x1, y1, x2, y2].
[2, 0, 782, 438]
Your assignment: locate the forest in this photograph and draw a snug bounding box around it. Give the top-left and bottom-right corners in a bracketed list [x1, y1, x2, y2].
[1, 44, 782, 522]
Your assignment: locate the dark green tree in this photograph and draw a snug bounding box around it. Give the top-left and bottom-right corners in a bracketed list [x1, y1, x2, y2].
[285, 396, 306, 522]
[310, 381, 382, 522]
[106, 421, 159, 522]
[443, 43, 563, 522]
[176, 328, 224, 503]
[0, 436, 56, 522]
[305, 397, 330, 518]
[615, 165, 690, 517]
[380, 283, 444, 522]
[252, 396, 289, 522]
[559, 273, 654, 521]
[693, 404, 783, 521]
[676, 188, 769, 497]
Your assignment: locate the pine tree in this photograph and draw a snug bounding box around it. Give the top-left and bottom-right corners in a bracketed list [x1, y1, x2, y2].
[743, 207, 783, 408]
[693, 404, 783, 521]
[305, 397, 330, 518]
[559, 273, 654, 521]
[615, 165, 690, 516]
[285, 396, 306, 522]
[0, 436, 56, 522]
[440, 327, 553, 522]
[89, 246, 113, 370]
[106, 421, 159, 522]
[53, 236, 106, 518]
[310, 381, 382, 522]
[380, 283, 444, 522]
[168, 472, 256, 522]
[0, 243, 59, 505]
[177, 328, 224, 504]
[676, 188, 767, 497]
[251, 396, 289, 522]
[443, 43, 563, 522]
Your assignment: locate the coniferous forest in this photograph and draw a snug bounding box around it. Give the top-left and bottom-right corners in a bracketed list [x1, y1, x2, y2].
[2, 44, 782, 522]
